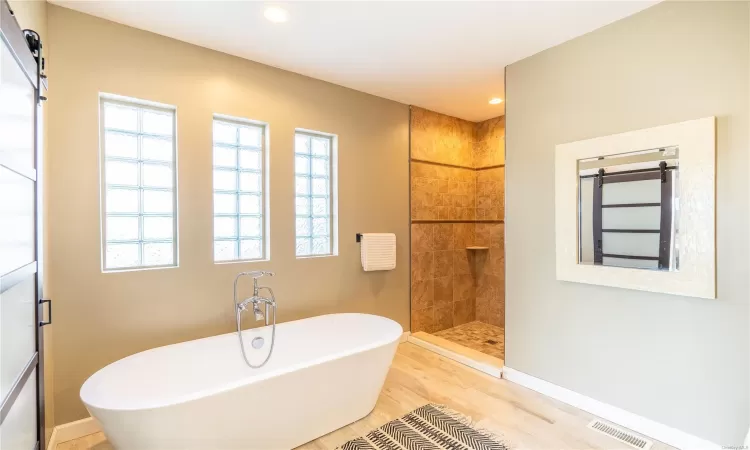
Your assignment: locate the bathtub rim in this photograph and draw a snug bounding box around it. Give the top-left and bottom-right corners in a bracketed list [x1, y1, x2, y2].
[80, 313, 403, 412]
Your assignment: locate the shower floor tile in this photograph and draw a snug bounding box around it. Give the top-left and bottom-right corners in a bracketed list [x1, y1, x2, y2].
[433, 321, 505, 359]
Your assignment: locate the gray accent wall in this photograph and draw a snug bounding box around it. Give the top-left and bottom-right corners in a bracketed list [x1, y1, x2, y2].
[505, 1, 749, 445]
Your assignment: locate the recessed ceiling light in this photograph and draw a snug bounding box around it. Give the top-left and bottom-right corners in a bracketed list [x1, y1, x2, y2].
[264, 6, 288, 23]
[489, 98, 503, 105]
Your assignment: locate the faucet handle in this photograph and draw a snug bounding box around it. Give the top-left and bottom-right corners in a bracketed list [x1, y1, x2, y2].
[243, 270, 274, 279]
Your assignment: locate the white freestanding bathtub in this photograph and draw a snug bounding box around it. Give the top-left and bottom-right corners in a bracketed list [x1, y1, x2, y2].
[80, 313, 403, 450]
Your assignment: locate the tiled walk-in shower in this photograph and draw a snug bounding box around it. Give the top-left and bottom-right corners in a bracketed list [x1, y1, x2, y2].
[410, 106, 505, 361]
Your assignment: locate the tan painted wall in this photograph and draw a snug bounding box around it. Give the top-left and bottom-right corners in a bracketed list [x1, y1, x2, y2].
[6, 0, 54, 444]
[46, 5, 410, 424]
[505, 1, 749, 445]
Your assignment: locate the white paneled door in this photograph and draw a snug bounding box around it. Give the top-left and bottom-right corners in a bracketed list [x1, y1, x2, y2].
[0, 1, 47, 449]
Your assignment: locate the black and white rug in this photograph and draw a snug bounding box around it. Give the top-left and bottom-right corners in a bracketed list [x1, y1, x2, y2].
[336, 404, 512, 450]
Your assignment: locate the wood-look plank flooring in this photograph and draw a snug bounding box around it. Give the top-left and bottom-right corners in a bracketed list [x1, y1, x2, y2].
[57, 343, 672, 450]
[434, 321, 505, 360]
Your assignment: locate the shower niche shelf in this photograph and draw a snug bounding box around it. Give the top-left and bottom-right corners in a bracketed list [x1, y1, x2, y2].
[466, 246, 489, 250]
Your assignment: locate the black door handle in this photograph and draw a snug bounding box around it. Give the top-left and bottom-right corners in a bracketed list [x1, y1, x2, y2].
[39, 299, 51, 326]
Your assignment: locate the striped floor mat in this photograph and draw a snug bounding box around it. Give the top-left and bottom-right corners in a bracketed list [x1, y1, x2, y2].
[336, 404, 511, 450]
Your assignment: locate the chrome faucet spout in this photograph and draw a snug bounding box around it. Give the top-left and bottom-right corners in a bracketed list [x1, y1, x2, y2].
[237, 295, 271, 319]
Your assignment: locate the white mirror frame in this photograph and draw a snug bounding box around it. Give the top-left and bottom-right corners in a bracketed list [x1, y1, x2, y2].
[555, 117, 716, 299]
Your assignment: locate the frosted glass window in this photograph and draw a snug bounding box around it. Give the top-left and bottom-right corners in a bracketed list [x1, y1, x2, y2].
[295, 131, 335, 257]
[212, 117, 266, 262]
[100, 98, 177, 271]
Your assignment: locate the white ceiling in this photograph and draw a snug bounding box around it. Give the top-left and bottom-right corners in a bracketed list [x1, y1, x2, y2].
[52, 1, 656, 122]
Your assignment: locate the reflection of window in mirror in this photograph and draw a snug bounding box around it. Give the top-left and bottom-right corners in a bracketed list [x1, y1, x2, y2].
[578, 147, 679, 271]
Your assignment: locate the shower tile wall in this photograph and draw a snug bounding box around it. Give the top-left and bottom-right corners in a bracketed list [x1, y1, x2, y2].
[473, 116, 505, 327]
[411, 163, 476, 221]
[474, 222, 505, 327]
[411, 222, 478, 333]
[410, 107, 505, 333]
[474, 116, 505, 168]
[410, 106, 475, 167]
[476, 167, 505, 220]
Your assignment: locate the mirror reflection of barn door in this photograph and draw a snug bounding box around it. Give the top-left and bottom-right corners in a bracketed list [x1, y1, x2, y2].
[0, 1, 48, 449]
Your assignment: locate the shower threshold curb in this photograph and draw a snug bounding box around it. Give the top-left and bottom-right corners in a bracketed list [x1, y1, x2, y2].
[407, 332, 504, 378]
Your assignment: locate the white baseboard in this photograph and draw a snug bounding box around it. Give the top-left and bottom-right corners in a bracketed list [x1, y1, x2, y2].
[47, 417, 101, 450]
[400, 331, 411, 343]
[502, 367, 720, 450]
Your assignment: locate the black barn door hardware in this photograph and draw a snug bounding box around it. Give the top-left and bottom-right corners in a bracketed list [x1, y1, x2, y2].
[39, 299, 52, 326]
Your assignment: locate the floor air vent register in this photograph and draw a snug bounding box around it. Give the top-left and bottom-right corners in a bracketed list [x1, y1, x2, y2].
[587, 420, 654, 450]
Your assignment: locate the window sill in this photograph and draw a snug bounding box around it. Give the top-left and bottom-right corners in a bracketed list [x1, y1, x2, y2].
[102, 264, 179, 274]
[214, 258, 270, 265]
[296, 254, 336, 260]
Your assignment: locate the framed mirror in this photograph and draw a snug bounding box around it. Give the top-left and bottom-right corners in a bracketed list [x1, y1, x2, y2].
[578, 147, 679, 271]
[555, 117, 715, 299]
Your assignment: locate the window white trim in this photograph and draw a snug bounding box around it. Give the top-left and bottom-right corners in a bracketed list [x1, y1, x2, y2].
[212, 115, 269, 263]
[99, 95, 178, 272]
[294, 129, 338, 258]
